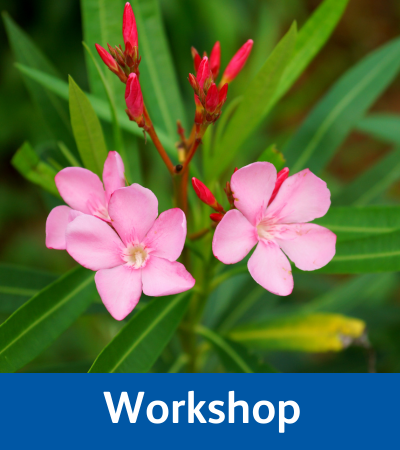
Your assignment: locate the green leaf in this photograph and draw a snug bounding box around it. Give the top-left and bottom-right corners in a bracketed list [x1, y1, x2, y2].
[0, 264, 58, 315]
[318, 229, 400, 274]
[315, 205, 400, 242]
[11, 142, 60, 196]
[357, 114, 400, 145]
[229, 313, 366, 352]
[332, 149, 400, 206]
[69, 75, 108, 176]
[213, 23, 297, 178]
[58, 141, 81, 167]
[0, 267, 95, 372]
[2, 13, 74, 149]
[284, 36, 400, 173]
[89, 293, 190, 373]
[257, 144, 286, 171]
[272, 0, 349, 103]
[197, 325, 276, 373]
[15, 64, 177, 155]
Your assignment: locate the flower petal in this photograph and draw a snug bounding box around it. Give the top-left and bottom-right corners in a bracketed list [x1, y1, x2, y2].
[275, 223, 336, 271]
[108, 184, 158, 245]
[212, 209, 257, 264]
[143, 208, 186, 261]
[231, 162, 277, 225]
[266, 169, 331, 224]
[142, 257, 195, 296]
[95, 265, 142, 321]
[248, 240, 293, 296]
[66, 215, 124, 270]
[55, 167, 106, 215]
[103, 151, 125, 204]
[46, 206, 83, 250]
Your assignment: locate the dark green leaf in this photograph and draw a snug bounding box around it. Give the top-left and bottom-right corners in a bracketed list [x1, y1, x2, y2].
[257, 144, 286, 171]
[357, 114, 400, 145]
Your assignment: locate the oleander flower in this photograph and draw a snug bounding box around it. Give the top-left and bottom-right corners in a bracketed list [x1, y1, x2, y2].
[46, 151, 125, 250]
[212, 162, 336, 296]
[65, 184, 195, 320]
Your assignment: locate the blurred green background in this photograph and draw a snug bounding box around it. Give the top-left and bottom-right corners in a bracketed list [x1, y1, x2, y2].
[1, 0, 400, 372]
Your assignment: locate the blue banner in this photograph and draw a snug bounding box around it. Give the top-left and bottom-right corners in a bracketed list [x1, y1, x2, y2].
[0, 374, 396, 448]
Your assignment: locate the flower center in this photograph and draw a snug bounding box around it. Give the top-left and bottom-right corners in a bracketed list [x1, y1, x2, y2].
[123, 243, 149, 269]
[256, 218, 274, 241]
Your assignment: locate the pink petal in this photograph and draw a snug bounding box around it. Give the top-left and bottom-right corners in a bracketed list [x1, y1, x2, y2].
[275, 223, 336, 271]
[142, 257, 195, 296]
[55, 167, 106, 215]
[108, 184, 158, 245]
[103, 151, 125, 204]
[231, 162, 277, 225]
[266, 169, 331, 224]
[143, 209, 186, 261]
[66, 215, 124, 270]
[248, 240, 293, 296]
[46, 206, 83, 250]
[95, 265, 142, 320]
[212, 209, 258, 264]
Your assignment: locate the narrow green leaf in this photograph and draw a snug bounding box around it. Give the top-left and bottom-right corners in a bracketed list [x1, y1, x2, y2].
[0, 264, 58, 315]
[11, 142, 59, 196]
[332, 149, 400, 206]
[197, 325, 276, 373]
[0, 267, 95, 372]
[213, 23, 297, 178]
[229, 313, 366, 352]
[272, 0, 349, 103]
[2, 13, 74, 149]
[257, 144, 286, 171]
[69, 75, 108, 176]
[15, 64, 177, 155]
[357, 114, 400, 145]
[315, 205, 400, 242]
[318, 230, 400, 274]
[284, 36, 400, 173]
[58, 141, 81, 167]
[89, 293, 190, 373]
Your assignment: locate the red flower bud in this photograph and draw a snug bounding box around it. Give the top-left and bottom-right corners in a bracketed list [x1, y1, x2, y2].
[205, 83, 219, 113]
[196, 56, 212, 90]
[218, 83, 228, 106]
[192, 178, 224, 212]
[210, 213, 224, 223]
[123, 2, 138, 49]
[194, 94, 204, 125]
[125, 73, 143, 121]
[96, 44, 127, 83]
[191, 46, 202, 73]
[268, 167, 289, 205]
[188, 73, 200, 93]
[209, 41, 221, 79]
[221, 39, 253, 84]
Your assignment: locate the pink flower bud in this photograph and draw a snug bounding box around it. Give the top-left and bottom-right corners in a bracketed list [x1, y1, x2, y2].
[210, 212, 224, 223]
[221, 39, 253, 84]
[191, 47, 202, 73]
[192, 178, 223, 211]
[205, 83, 219, 113]
[95, 44, 118, 71]
[209, 41, 221, 79]
[196, 56, 211, 90]
[123, 2, 138, 49]
[268, 167, 289, 205]
[125, 73, 143, 121]
[218, 83, 228, 106]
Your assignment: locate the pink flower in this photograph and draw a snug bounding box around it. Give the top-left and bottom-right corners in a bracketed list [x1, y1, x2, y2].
[123, 2, 138, 50]
[212, 162, 336, 296]
[65, 184, 195, 320]
[46, 151, 125, 250]
[125, 73, 144, 122]
[221, 39, 253, 85]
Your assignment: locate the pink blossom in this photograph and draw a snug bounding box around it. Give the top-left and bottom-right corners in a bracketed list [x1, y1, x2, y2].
[212, 162, 336, 296]
[46, 151, 125, 250]
[65, 184, 195, 320]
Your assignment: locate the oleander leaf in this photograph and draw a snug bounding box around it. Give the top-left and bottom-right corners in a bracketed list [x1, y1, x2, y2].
[0, 267, 95, 373]
[89, 293, 190, 373]
[257, 144, 286, 171]
[357, 114, 400, 145]
[284, 36, 400, 173]
[229, 313, 366, 352]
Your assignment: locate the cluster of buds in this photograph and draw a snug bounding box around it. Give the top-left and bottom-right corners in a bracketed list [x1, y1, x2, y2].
[191, 166, 289, 225]
[188, 40, 253, 131]
[95, 3, 140, 83]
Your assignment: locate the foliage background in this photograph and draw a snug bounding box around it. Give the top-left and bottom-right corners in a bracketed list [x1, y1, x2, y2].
[1, 0, 400, 372]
